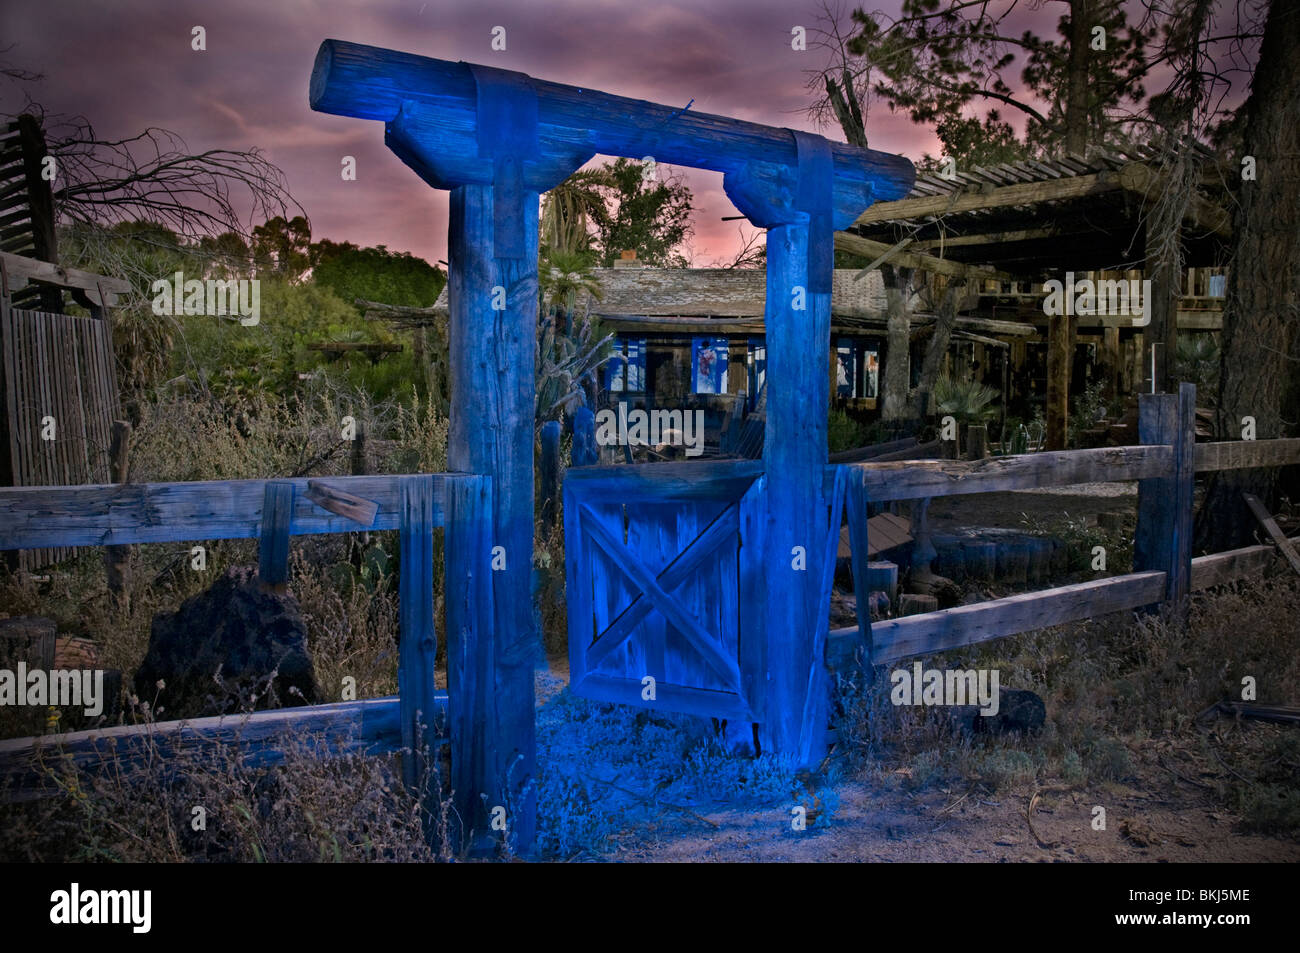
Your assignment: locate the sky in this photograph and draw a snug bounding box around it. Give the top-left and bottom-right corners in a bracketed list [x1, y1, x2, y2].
[0, 0, 1254, 267]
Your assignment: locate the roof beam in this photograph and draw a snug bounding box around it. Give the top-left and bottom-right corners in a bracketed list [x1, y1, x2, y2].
[835, 231, 1013, 281]
[850, 173, 1117, 228]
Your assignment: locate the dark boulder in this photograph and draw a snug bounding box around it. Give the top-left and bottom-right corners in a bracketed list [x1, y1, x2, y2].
[947, 688, 1047, 736]
[135, 567, 318, 719]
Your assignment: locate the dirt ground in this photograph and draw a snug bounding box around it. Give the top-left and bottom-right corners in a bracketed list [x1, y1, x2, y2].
[538, 482, 1299, 863]
[599, 761, 1300, 863]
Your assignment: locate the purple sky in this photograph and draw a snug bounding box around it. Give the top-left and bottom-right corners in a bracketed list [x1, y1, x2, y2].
[0, 1, 1249, 266]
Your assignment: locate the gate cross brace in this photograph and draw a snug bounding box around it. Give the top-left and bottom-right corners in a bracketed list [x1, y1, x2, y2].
[579, 503, 743, 690]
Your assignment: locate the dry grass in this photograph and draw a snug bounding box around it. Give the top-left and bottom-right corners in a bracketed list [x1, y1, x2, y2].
[834, 576, 1300, 835]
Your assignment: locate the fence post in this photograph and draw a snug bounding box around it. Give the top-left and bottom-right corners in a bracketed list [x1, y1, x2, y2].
[845, 466, 874, 667]
[443, 474, 497, 854]
[540, 419, 560, 527]
[1134, 382, 1195, 620]
[571, 406, 597, 467]
[104, 420, 132, 610]
[258, 481, 294, 592]
[398, 474, 439, 843]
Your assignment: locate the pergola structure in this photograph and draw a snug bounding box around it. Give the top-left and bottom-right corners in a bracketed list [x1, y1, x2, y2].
[311, 39, 913, 850]
[833, 146, 1233, 449]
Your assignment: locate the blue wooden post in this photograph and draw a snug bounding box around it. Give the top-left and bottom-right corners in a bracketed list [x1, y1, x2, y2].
[724, 133, 845, 763]
[258, 481, 294, 592]
[1134, 382, 1195, 620]
[540, 419, 561, 527]
[571, 407, 598, 467]
[443, 474, 496, 852]
[445, 182, 543, 852]
[398, 475, 438, 837]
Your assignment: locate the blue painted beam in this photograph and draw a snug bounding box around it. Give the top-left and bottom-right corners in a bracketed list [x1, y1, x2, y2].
[310, 39, 914, 218]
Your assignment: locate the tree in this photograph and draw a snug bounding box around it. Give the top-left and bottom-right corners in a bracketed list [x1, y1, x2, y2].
[580, 158, 694, 267]
[18, 109, 303, 244]
[822, 0, 1152, 158]
[252, 215, 312, 279]
[311, 241, 445, 313]
[1194, 0, 1298, 551]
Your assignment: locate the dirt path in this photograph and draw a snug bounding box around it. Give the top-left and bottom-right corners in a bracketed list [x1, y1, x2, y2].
[600, 763, 1299, 863]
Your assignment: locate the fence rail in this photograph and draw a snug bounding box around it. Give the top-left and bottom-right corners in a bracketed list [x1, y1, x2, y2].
[834, 383, 1300, 669]
[0, 470, 490, 851]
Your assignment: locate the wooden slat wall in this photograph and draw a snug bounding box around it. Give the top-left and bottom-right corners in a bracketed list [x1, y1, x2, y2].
[0, 301, 118, 569]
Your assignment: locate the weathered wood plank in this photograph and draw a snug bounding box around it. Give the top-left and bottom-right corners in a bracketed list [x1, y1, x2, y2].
[0, 473, 461, 550]
[836, 571, 1167, 665]
[445, 182, 539, 853]
[850, 172, 1117, 227]
[445, 474, 495, 852]
[303, 479, 379, 527]
[563, 458, 763, 502]
[258, 481, 294, 590]
[1243, 493, 1300, 576]
[0, 696, 434, 802]
[1133, 390, 1194, 614]
[1189, 535, 1300, 590]
[398, 475, 438, 802]
[310, 41, 914, 225]
[571, 406, 597, 467]
[0, 250, 129, 307]
[845, 466, 874, 666]
[579, 502, 742, 690]
[851, 444, 1172, 502]
[584, 503, 740, 671]
[574, 673, 752, 722]
[1195, 438, 1300, 473]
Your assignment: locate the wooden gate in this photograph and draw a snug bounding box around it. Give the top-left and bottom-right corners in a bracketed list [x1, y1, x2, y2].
[564, 461, 767, 722]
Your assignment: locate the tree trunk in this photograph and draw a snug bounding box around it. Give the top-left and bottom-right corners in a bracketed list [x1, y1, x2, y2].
[1064, 0, 1093, 155]
[912, 279, 968, 420]
[881, 265, 914, 426]
[1194, 0, 1300, 552]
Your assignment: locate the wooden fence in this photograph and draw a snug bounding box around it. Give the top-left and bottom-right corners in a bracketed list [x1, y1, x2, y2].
[0, 471, 493, 850]
[829, 383, 1300, 668]
[1, 252, 130, 570]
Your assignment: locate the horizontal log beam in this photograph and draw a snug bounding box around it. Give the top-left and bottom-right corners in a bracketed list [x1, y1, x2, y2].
[0, 250, 130, 308]
[836, 232, 1013, 281]
[0, 473, 469, 550]
[311, 40, 914, 224]
[829, 571, 1167, 666]
[1117, 162, 1232, 238]
[0, 696, 443, 802]
[1194, 438, 1300, 473]
[851, 444, 1173, 502]
[1189, 534, 1300, 590]
[850, 173, 1117, 228]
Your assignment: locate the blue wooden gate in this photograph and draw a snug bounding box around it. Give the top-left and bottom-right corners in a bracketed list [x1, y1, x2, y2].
[564, 462, 766, 722]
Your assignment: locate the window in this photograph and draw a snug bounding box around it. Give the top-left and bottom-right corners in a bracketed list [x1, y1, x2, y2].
[835, 337, 879, 399]
[746, 337, 766, 409]
[607, 337, 646, 392]
[692, 337, 728, 394]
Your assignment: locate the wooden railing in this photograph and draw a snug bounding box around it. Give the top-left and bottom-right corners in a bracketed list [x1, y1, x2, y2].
[0, 472, 490, 843]
[830, 383, 1300, 668]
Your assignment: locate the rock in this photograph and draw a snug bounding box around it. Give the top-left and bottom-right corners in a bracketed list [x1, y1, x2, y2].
[946, 688, 1047, 736]
[135, 567, 318, 719]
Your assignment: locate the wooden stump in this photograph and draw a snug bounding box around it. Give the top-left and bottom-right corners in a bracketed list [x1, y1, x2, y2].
[965, 424, 987, 461]
[1026, 538, 1053, 585]
[899, 593, 939, 616]
[996, 538, 1030, 587]
[962, 540, 996, 582]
